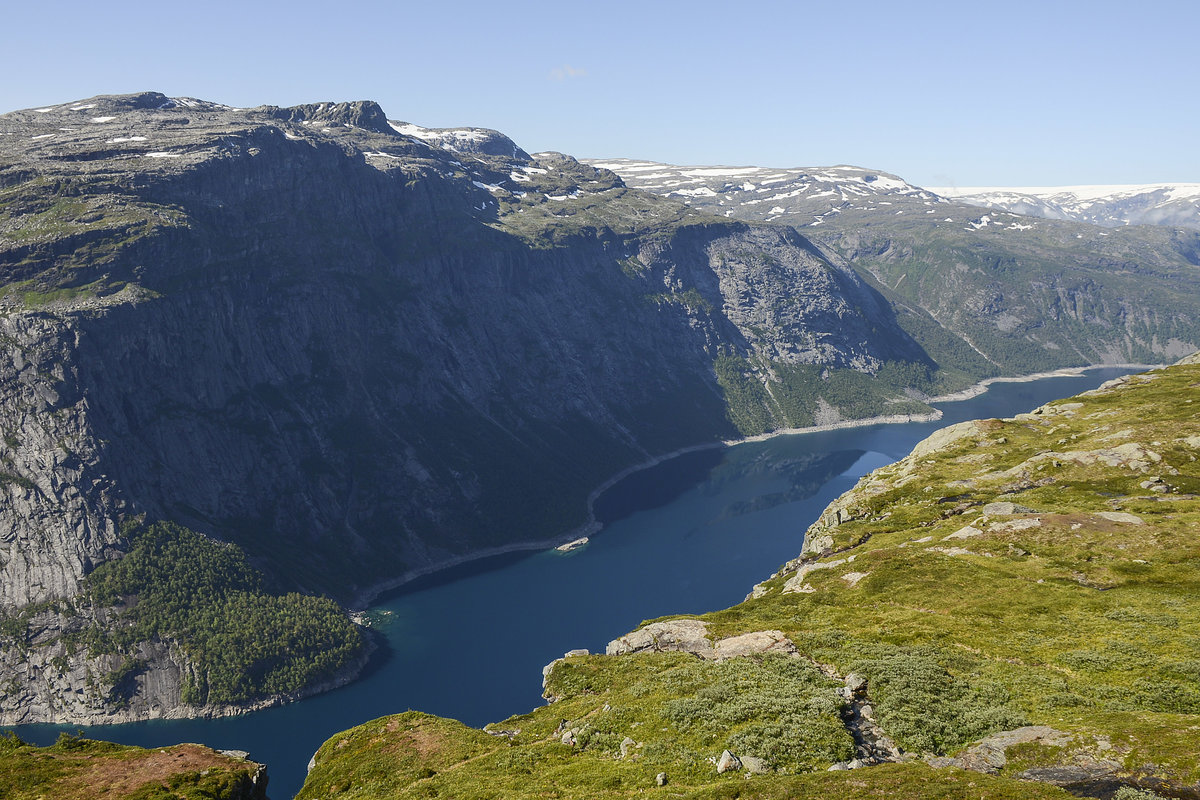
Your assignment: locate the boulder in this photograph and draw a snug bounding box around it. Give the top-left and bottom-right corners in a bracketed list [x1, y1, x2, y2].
[606, 620, 713, 659]
[713, 630, 796, 660]
[716, 750, 742, 773]
[620, 736, 636, 759]
[741, 755, 770, 774]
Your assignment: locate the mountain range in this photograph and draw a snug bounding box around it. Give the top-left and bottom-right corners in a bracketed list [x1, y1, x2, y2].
[1, 92, 1199, 743]
[933, 183, 1200, 230]
[589, 158, 1200, 374]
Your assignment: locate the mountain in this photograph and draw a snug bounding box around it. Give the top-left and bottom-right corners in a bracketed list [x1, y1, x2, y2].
[299, 356, 1200, 799]
[0, 93, 938, 722]
[588, 159, 1200, 375]
[933, 183, 1200, 230]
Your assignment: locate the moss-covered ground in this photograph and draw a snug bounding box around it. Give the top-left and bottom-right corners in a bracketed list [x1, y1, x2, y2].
[298, 361, 1200, 798]
[0, 731, 263, 800]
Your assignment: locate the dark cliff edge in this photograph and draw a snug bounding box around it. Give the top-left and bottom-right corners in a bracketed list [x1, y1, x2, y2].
[0, 93, 947, 722]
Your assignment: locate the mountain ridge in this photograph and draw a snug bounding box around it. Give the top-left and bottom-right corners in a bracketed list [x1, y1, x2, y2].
[933, 183, 1200, 230]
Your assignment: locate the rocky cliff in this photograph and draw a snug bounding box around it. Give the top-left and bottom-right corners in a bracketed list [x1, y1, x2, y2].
[0, 93, 937, 721]
[592, 159, 1200, 376]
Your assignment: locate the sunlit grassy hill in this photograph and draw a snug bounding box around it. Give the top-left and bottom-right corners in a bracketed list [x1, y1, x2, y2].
[298, 357, 1200, 799]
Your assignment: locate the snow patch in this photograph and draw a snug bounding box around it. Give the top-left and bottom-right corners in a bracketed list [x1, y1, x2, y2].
[89, 116, 116, 123]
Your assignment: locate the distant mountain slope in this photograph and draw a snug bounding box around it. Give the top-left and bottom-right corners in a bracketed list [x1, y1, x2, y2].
[299, 356, 1200, 799]
[0, 93, 937, 722]
[589, 158, 1200, 375]
[933, 183, 1200, 230]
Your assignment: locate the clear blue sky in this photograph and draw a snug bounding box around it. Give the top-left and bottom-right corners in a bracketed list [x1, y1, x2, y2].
[3, 0, 1196, 187]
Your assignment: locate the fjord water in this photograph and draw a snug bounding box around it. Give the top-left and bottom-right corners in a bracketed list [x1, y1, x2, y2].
[14, 368, 1138, 799]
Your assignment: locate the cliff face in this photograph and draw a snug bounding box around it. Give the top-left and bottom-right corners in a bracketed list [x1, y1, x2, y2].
[593, 159, 1200, 375]
[0, 93, 934, 721]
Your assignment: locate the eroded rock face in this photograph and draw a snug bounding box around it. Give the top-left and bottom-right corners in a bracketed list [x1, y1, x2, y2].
[0, 607, 187, 725]
[0, 315, 125, 610]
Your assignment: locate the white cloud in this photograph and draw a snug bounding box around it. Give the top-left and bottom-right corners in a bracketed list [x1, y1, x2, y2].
[549, 64, 587, 82]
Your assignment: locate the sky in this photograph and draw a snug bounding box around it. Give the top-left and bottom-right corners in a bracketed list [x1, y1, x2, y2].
[2, 0, 1197, 188]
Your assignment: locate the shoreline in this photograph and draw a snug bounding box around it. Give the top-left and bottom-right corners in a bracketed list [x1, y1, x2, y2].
[17, 362, 1156, 727]
[924, 363, 1158, 403]
[346, 361, 1158, 612]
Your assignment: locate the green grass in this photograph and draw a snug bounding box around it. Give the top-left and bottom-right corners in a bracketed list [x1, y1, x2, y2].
[0, 732, 261, 800]
[298, 361, 1200, 798]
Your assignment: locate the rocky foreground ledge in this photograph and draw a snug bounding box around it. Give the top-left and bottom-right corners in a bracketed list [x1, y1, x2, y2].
[0, 733, 268, 800]
[296, 357, 1200, 799]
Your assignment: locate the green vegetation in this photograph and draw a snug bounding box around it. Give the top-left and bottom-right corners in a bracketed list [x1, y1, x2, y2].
[298, 361, 1200, 798]
[0, 732, 262, 800]
[714, 356, 938, 437]
[713, 355, 778, 435]
[81, 521, 365, 706]
[0, 173, 183, 308]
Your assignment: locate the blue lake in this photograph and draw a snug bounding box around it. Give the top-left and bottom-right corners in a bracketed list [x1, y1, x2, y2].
[11, 368, 1139, 798]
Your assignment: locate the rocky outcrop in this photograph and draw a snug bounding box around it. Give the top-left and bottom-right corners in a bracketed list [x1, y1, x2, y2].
[606, 620, 714, 659]
[602, 620, 801, 662]
[926, 726, 1074, 774]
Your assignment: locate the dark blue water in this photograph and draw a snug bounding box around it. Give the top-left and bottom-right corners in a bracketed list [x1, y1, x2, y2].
[11, 368, 1138, 798]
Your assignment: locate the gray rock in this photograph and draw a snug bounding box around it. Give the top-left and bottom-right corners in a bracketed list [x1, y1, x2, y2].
[1016, 765, 1117, 785]
[606, 620, 714, 659]
[934, 726, 1075, 775]
[982, 501, 1036, 515]
[716, 749, 742, 773]
[620, 736, 636, 758]
[656, 772, 668, 786]
[713, 630, 796, 660]
[741, 755, 770, 774]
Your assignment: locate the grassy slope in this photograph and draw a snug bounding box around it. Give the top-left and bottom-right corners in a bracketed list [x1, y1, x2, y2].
[0, 732, 264, 800]
[298, 360, 1200, 799]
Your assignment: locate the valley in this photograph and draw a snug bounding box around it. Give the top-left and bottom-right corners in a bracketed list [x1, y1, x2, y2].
[0, 92, 1198, 799]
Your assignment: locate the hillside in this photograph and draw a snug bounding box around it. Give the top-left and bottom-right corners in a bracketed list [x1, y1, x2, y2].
[0, 93, 942, 722]
[589, 159, 1200, 375]
[0, 732, 267, 800]
[299, 356, 1200, 799]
